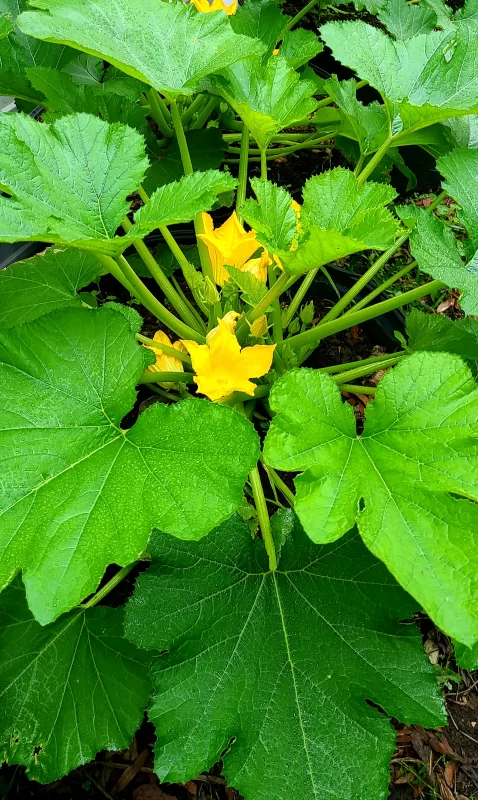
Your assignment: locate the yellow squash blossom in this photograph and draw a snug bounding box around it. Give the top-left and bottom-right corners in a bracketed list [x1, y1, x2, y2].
[198, 212, 261, 286]
[190, 0, 237, 15]
[143, 330, 187, 388]
[183, 312, 275, 401]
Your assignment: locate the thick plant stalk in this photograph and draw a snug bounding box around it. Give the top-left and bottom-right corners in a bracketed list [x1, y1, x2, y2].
[81, 561, 144, 609]
[345, 262, 417, 315]
[145, 89, 173, 138]
[96, 253, 205, 343]
[121, 218, 205, 332]
[283, 269, 319, 330]
[338, 383, 377, 395]
[283, 280, 444, 351]
[249, 466, 278, 572]
[138, 371, 195, 385]
[236, 126, 250, 223]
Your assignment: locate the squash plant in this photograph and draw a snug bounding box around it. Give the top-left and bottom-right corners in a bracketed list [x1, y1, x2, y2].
[0, 0, 478, 797]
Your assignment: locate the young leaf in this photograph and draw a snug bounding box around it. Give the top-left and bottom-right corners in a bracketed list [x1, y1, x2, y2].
[126, 171, 237, 242]
[208, 55, 318, 150]
[17, 0, 265, 98]
[279, 29, 323, 69]
[144, 129, 226, 196]
[26, 66, 149, 131]
[0, 579, 152, 782]
[124, 515, 445, 800]
[0, 14, 14, 38]
[321, 21, 478, 132]
[0, 306, 259, 623]
[230, 0, 289, 58]
[263, 354, 478, 645]
[437, 148, 478, 247]
[397, 205, 478, 315]
[324, 77, 389, 155]
[0, 247, 100, 328]
[286, 168, 399, 274]
[377, 0, 438, 39]
[0, 112, 148, 255]
[241, 178, 298, 254]
[406, 309, 478, 362]
[224, 265, 268, 308]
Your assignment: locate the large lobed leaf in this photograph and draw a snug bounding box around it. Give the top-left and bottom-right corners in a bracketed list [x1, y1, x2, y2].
[437, 147, 478, 247]
[207, 53, 318, 150]
[406, 309, 478, 364]
[321, 21, 478, 133]
[0, 579, 152, 782]
[124, 515, 445, 800]
[397, 204, 478, 315]
[0, 306, 259, 624]
[17, 0, 265, 98]
[0, 112, 236, 255]
[0, 247, 100, 329]
[263, 353, 478, 645]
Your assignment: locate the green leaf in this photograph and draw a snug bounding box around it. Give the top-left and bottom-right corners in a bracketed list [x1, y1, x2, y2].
[320, 21, 478, 133]
[0, 306, 259, 623]
[263, 354, 478, 645]
[397, 205, 478, 315]
[0, 247, 100, 329]
[230, 0, 289, 58]
[0, 579, 152, 782]
[61, 51, 103, 85]
[324, 77, 389, 155]
[124, 515, 445, 800]
[17, 0, 265, 99]
[26, 66, 149, 131]
[455, 0, 478, 30]
[240, 178, 298, 254]
[406, 308, 478, 362]
[143, 129, 226, 196]
[0, 112, 148, 255]
[127, 171, 237, 241]
[377, 0, 437, 39]
[454, 639, 478, 670]
[286, 168, 399, 274]
[437, 148, 478, 246]
[270, 506, 295, 555]
[224, 265, 268, 308]
[279, 29, 323, 69]
[208, 54, 317, 150]
[0, 0, 76, 102]
[0, 14, 14, 38]
[441, 114, 478, 149]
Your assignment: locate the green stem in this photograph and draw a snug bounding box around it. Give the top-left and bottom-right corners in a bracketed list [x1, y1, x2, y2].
[319, 189, 447, 325]
[345, 262, 417, 315]
[181, 94, 206, 126]
[330, 356, 403, 385]
[260, 148, 268, 180]
[170, 99, 193, 174]
[171, 275, 206, 329]
[81, 560, 143, 609]
[277, 0, 321, 41]
[318, 234, 410, 324]
[283, 280, 444, 351]
[263, 463, 295, 506]
[339, 383, 377, 395]
[284, 269, 318, 330]
[145, 89, 173, 138]
[136, 333, 192, 364]
[321, 350, 405, 375]
[236, 126, 250, 223]
[236, 270, 290, 343]
[97, 253, 205, 343]
[190, 97, 219, 129]
[160, 225, 210, 317]
[249, 466, 277, 572]
[170, 96, 216, 284]
[138, 371, 195, 385]
[356, 134, 393, 186]
[268, 264, 283, 343]
[121, 219, 204, 332]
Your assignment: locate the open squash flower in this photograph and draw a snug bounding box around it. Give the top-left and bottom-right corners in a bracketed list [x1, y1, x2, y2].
[190, 0, 237, 15]
[183, 311, 275, 401]
[198, 212, 261, 286]
[242, 249, 271, 283]
[143, 330, 187, 388]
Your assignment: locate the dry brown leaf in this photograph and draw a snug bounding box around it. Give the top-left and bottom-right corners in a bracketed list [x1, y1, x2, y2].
[113, 749, 150, 795]
[444, 759, 458, 789]
[133, 785, 176, 800]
